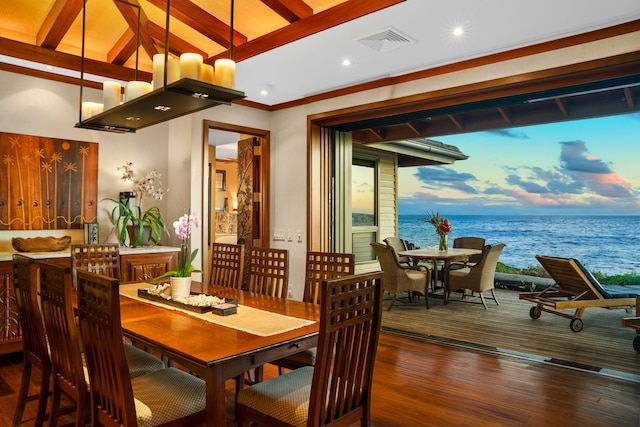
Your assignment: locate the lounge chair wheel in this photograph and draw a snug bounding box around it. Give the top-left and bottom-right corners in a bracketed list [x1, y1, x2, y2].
[529, 306, 541, 319]
[633, 336, 640, 353]
[569, 318, 583, 332]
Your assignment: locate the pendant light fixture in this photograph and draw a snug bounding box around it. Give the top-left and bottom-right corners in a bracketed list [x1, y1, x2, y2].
[76, 0, 245, 133]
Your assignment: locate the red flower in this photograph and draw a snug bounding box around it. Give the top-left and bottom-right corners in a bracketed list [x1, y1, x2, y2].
[427, 212, 452, 235]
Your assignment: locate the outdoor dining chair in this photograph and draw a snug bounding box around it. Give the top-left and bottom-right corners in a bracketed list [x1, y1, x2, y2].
[447, 243, 506, 309]
[371, 242, 431, 310]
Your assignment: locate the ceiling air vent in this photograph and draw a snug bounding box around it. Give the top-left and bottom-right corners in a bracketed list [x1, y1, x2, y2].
[354, 27, 415, 53]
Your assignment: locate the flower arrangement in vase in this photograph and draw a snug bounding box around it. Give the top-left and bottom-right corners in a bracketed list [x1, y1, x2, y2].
[154, 212, 202, 300]
[108, 162, 168, 247]
[427, 212, 452, 251]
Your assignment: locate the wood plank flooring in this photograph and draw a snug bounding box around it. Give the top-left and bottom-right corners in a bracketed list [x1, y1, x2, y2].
[382, 288, 640, 377]
[1, 332, 638, 426]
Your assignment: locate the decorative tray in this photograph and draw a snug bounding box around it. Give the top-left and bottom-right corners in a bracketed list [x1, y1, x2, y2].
[137, 289, 237, 314]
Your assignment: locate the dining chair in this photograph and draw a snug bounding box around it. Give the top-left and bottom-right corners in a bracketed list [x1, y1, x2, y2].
[39, 261, 89, 427]
[71, 244, 121, 288]
[453, 236, 486, 266]
[76, 269, 206, 427]
[246, 246, 289, 298]
[236, 271, 384, 427]
[240, 247, 290, 387]
[447, 243, 506, 309]
[12, 254, 51, 427]
[383, 237, 413, 266]
[271, 251, 355, 373]
[209, 242, 244, 289]
[371, 242, 431, 310]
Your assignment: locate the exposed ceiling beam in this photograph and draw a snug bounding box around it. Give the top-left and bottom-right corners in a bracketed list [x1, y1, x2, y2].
[261, 0, 314, 23]
[210, 0, 405, 62]
[447, 114, 464, 130]
[107, 29, 137, 65]
[497, 106, 512, 124]
[113, 0, 159, 61]
[147, 22, 207, 58]
[146, 0, 247, 49]
[554, 98, 569, 117]
[405, 121, 422, 137]
[37, 0, 84, 49]
[623, 87, 635, 108]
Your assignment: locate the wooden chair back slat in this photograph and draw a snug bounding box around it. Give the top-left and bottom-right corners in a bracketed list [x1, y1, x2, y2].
[210, 242, 245, 289]
[247, 247, 289, 298]
[76, 269, 137, 427]
[40, 261, 89, 425]
[12, 254, 51, 426]
[535, 255, 603, 300]
[71, 244, 121, 287]
[309, 272, 384, 426]
[303, 251, 355, 304]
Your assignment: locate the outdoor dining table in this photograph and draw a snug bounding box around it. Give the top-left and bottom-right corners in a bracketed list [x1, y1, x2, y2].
[117, 281, 320, 426]
[398, 248, 482, 304]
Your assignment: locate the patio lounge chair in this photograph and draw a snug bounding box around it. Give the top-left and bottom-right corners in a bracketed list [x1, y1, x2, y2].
[519, 255, 639, 332]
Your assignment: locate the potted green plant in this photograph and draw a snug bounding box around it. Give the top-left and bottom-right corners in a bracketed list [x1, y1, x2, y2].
[109, 162, 168, 247]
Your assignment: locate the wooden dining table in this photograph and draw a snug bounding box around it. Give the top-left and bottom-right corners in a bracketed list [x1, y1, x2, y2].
[398, 248, 482, 304]
[118, 282, 320, 426]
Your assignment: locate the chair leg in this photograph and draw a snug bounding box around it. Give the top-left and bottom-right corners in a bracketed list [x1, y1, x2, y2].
[35, 366, 50, 427]
[490, 288, 499, 305]
[13, 360, 31, 425]
[388, 294, 398, 311]
[479, 293, 488, 310]
[49, 384, 61, 427]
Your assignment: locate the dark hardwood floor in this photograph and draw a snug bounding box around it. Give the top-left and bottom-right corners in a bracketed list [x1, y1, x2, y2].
[1, 333, 638, 426]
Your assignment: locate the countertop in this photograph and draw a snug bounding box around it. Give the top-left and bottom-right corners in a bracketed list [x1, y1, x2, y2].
[0, 245, 180, 262]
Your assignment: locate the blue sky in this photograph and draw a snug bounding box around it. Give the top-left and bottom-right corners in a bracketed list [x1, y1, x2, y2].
[398, 112, 640, 215]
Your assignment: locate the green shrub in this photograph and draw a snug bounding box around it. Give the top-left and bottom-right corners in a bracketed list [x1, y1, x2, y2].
[496, 263, 640, 286]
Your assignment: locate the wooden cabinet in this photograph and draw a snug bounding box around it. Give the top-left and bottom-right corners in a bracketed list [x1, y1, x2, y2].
[0, 247, 178, 354]
[121, 252, 178, 282]
[0, 261, 21, 355]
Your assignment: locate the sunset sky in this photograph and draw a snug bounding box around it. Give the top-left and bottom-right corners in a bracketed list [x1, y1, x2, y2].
[397, 112, 640, 216]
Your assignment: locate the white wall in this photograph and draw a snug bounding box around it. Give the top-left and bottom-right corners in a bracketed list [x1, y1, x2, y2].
[0, 29, 637, 296]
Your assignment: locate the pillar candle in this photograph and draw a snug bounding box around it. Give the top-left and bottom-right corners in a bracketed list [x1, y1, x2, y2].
[214, 59, 236, 89]
[103, 81, 121, 110]
[89, 102, 103, 117]
[201, 63, 214, 84]
[152, 54, 166, 90]
[81, 102, 93, 121]
[126, 81, 152, 101]
[180, 53, 202, 80]
[153, 54, 181, 89]
[167, 57, 180, 84]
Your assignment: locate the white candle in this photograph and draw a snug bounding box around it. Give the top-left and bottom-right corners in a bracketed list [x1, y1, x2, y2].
[152, 54, 166, 90]
[102, 81, 121, 110]
[180, 53, 202, 80]
[126, 81, 152, 101]
[214, 59, 235, 89]
[167, 57, 180, 85]
[153, 54, 181, 89]
[201, 63, 214, 84]
[89, 102, 103, 117]
[81, 102, 93, 121]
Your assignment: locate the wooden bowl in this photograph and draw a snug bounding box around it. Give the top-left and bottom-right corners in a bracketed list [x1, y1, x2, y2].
[11, 236, 72, 252]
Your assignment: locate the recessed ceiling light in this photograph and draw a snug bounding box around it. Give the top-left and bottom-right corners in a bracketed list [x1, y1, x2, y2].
[342, 59, 351, 67]
[260, 88, 268, 95]
[453, 26, 464, 37]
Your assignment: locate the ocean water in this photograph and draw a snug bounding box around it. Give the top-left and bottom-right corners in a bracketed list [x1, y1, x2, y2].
[398, 215, 640, 275]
